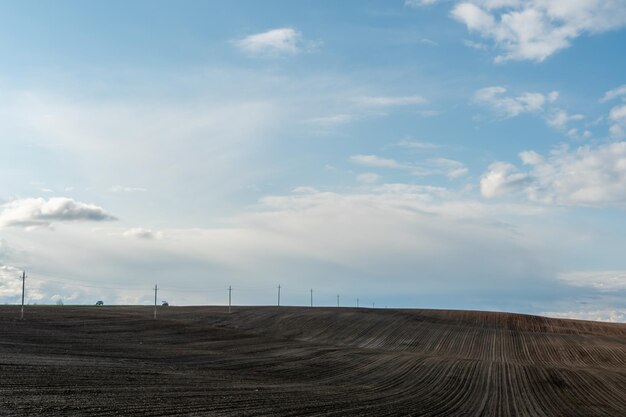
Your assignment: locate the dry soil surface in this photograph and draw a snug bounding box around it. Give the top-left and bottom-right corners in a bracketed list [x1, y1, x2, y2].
[0, 306, 625, 416]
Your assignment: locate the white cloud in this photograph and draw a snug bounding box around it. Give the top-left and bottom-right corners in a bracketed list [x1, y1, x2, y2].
[110, 186, 147, 193]
[0, 265, 47, 302]
[482, 142, 626, 206]
[452, 3, 495, 31]
[292, 186, 319, 194]
[558, 270, 626, 291]
[0, 265, 23, 297]
[394, 140, 440, 150]
[519, 150, 543, 165]
[609, 124, 625, 138]
[565, 128, 593, 141]
[451, 1, 626, 62]
[235, 28, 305, 56]
[303, 95, 428, 129]
[356, 173, 381, 184]
[0, 198, 116, 229]
[350, 155, 467, 179]
[350, 154, 409, 170]
[546, 109, 584, 130]
[542, 310, 626, 323]
[475, 87, 589, 137]
[463, 39, 489, 50]
[601, 84, 626, 103]
[547, 91, 559, 102]
[609, 104, 626, 138]
[608, 104, 626, 122]
[406, 0, 442, 6]
[431, 158, 469, 179]
[123, 228, 163, 240]
[474, 86, 553, 117]
[304, 114, 354, 127]
[545, 109, 589, 139]
[447, 167, 469, 179]
[355, 95, 427, 107]
[418, 38, 439, 46]
[480, 162, 529, 198]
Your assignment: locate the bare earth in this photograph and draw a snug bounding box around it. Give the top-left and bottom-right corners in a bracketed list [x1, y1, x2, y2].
[0, 306, 625, 416]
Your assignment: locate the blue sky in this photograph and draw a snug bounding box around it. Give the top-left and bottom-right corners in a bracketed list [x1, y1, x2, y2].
[1, 0, 626, 321]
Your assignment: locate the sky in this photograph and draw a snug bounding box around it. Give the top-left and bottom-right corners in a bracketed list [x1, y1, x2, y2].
[1, 0, 626, 322]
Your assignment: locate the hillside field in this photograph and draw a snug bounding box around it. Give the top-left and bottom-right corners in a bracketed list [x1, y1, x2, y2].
[0, 306, 624, 416]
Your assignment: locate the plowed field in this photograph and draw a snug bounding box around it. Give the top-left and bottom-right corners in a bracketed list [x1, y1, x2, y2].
[0, 306, 624, 416]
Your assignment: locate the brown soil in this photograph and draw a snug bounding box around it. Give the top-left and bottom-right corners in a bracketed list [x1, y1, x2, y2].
[0, 306, 624, 416]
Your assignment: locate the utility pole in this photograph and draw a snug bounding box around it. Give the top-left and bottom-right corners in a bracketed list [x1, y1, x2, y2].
[310, 288, 313, 307]
[277, 284, 281, 307]
[357, 298, 359, 308]
[228, 285, 232, 313]
[372, 302, 375, 309]
[337, 294, 340, 308]
[21, 271, 26, 320]
[153, 284, 158, 319]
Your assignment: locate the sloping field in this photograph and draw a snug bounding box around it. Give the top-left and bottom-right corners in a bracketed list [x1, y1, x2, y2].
[0, 306, 624, 416]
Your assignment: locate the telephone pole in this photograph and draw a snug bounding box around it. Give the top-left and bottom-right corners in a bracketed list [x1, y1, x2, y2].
[310, 288, 313, 307]
[228, 285, 232, 313]
[337, 294, 340, 307]
[372, 302, 375, 308]
[357, 298, 359, 308]
[277, 284, 281, 307]
[21, 271, 26, 320]
[153, 284, 158, 319]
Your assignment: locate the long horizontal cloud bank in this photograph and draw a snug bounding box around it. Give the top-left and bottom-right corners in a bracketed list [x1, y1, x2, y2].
[0, 185, 564, 309]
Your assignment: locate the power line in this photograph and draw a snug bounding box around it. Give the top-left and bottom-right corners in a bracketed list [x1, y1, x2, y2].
[6, 270, 387, 310]
[154, 284, 158, 319]
[21, 271, 26, 320]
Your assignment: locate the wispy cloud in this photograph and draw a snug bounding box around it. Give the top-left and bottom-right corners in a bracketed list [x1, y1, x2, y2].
[474, 86, 557, 118]
[463, 39, 488, 50]
[355, 95, 427, 107]
[601, 84, 626, 103]
[350, 154, 410, 170]
[356, 173, 381, 184]
[110, 186, 147, 193]
[432, 158, 469, 179]
[123, 228, 163, 240]
[546, 109, 584, 130]
[394, 139, 440, 150]
[304, 114, 354, 127]
[351, 154, 468, 180]
[418, 38, 439, 46]
[235, 27, 308, 56]
[405, 0, 442, 7]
